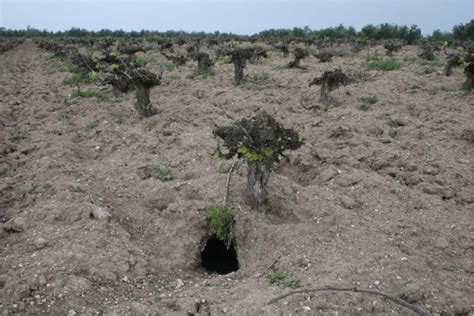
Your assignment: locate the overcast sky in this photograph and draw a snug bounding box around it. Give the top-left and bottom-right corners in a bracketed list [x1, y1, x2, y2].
[1, 0, 473, 35]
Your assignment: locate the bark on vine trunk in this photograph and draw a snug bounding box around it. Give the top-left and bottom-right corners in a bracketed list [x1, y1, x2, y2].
[246, 161, 271, 210]
[318, 82, 331, 106]
[233, 58, 246, 85]
[134, 83, 154, 118]
[463, 63, 474, 91]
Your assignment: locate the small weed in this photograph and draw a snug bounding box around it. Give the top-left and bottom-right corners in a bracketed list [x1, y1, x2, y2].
[362, 95, 378, 104]
[276, 64, 290, 70]
[267, 269, 301, 289]
[359, 95, 378, 110]
[153, 166, 173, 182]
[58, 61, 82, 74]
[418, 58, 443, 67]
[69, 89, 111, 102]
[439, 85, 450, 92]
[388, 119, 404, 128]
[300, 93, 316, 110]
[418, 66, 436, 75]
[267, 270, 288, 284]
[194, 67, 216, 78]
[112, 112, 125, 124]
[216, 55, 231, 65]
[282, 278, 301, 289]
[163, 62, 177, 71]
[387, 119, 404, 138]
[366, 49, 380, 62]
[402, 56, 417, 63]
[208, 204, 234, 247]
[417, 128, 424, 140]
[252, 71, 270, 82]
[276, 80, 285, 88]
[359, 102, 371, 111]
[63, 72, 98, 86]
[303, 46, 312, 56]
[87, 120, 100, 130]
[368, 58, 401, 71]
[10, 132, 29, 141]
[389, 126, 398, 138]
[135, 55, 157, 66]
[161, 129, 172, 136]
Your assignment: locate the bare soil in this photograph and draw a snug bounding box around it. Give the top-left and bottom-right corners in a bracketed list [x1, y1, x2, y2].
[0, 40, 473, 315]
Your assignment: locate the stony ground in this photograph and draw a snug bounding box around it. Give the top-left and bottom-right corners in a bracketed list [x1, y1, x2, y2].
[0, 40, 473, 315]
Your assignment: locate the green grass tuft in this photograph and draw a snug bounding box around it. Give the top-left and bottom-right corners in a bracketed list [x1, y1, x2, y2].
[208, 204, 234, 247]
[267, 269, 301, 289]
[368, 58, 401, 71]
[163, 62, 177, 71]
[418, 58, 443, 67]
[69, 89, 111, 102]
[389, 127, 399, 138]
[240, 82, 265, 91]
[87, 120, 100, 130]
[153, 166, 173, 182]
[135, 55, 158, 66]
[194, 67, 216, 78]
[359, 95, 378, 111]
[63, 72, 98, 86]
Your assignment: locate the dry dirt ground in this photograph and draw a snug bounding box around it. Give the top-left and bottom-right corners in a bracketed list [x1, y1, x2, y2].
[0, 40, 473, 315]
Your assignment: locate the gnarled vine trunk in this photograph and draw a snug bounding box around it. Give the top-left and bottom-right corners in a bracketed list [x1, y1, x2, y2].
[134, 83, 154, 117]
[318, 82, 331, 106]
[444, 52, 461, 76]
[463, 63, 474, 91]
[246, 161, 270, 210]
[233, 58, 246, 85]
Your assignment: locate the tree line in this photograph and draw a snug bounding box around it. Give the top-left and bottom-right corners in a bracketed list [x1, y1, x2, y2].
[1, 20, 473, 41]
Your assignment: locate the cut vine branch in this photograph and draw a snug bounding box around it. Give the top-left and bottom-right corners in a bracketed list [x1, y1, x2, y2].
[223, 161, 237, 206]
[267, 286, 431, 316]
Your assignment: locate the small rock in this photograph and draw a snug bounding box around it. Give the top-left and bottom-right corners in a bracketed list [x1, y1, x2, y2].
[297, 257, 311, 268]
[169, 160, 180, 168]
[336, 174, 360, 187]
[17, 286, 31, 299]
[34, 237, 48, 250]
[0, 275, 7, 288]
[434, 237, 449, 249]
[67, 310, 77, 316]
[38, 275, 47, 287]
[89, 204, 111, 221]
[175, 279, 184, 289]
[340, 196, 359, 209]
[329, 126, 351, 138]
[318, 165, 339, 183]
[137, 165, 155, 180]
[374, 280, 380, 286]
[4, 217, 26, 233]
[302, 306, 311, 312]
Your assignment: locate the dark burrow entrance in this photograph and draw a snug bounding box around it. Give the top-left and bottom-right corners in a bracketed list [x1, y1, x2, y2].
[201, 237, 239, 274]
